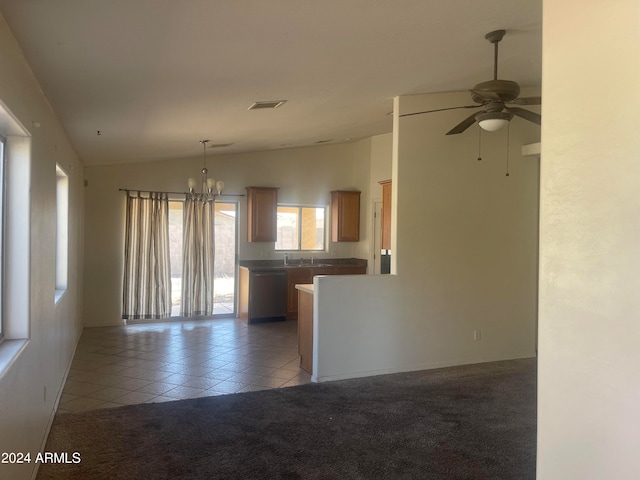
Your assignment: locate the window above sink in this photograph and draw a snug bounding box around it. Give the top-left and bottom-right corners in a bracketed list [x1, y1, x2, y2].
[275, 205, 326, 252]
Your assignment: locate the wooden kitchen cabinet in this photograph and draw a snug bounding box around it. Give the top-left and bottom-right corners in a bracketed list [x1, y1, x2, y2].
[379, 180, 392, 250]
[286, 268, 312, 320]
[333, 266, 366, 275]
[246, 186, 278, 242]
[297, 286, 314, 374]
[330, 190, 361, 242]
[286, 265, 366, 320]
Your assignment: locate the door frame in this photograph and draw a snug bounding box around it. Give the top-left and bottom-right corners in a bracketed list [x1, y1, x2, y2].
[370, 199, 382, 275]
[213, 199, 239, 318]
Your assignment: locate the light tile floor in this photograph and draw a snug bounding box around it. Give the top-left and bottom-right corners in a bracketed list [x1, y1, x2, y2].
[170, 302, 234, 317]
[58, 318, 310, 414]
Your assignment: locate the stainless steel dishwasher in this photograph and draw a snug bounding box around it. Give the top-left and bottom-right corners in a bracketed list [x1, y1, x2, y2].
[249, 269, 287, 322]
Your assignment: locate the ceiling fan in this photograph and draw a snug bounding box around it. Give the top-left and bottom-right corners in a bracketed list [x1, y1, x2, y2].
[401, 30, 541, 135]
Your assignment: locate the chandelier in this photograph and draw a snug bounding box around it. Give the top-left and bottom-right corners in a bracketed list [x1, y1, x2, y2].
[187, 139, 224, 201]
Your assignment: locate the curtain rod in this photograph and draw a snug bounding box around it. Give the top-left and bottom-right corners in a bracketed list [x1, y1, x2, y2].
[119, 188, 244, 197]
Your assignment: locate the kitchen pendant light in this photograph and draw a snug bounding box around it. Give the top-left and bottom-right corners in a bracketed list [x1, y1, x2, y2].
[188, 139, 224, 202]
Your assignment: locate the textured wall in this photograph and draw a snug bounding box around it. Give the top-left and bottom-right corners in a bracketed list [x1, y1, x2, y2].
[0, 13, 85, 480]
[314, 89, 540, 382]
[83, 141, 372, 326]
[537, 1, 640, 478]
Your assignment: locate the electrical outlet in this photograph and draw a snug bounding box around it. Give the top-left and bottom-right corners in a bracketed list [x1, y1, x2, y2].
[474, 329, 482, 341]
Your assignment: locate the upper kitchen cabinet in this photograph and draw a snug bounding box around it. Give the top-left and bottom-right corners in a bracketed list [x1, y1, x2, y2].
[246, 186, 278, 242]
[379, 180, 392, 250]
[330, 190, 361, 242]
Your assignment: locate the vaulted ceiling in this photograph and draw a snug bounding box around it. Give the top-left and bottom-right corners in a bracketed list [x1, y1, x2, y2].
[0, 0, 541, 166]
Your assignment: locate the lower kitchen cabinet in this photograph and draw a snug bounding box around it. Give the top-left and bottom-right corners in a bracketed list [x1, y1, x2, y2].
[286, 265, 366, 320]
[331, 266, 367, 275]
[286, 268, 312, 320]
[239, 261, 367, 323]
[296, 286, 314, 374]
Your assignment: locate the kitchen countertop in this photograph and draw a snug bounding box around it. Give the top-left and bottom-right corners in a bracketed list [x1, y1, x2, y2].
[239, 258, 367, 271]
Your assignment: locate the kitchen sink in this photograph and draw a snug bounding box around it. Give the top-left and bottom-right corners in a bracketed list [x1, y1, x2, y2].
[283, 261, 332, 268]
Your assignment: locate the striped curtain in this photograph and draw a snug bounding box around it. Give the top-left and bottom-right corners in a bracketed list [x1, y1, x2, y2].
[181, 197, 215, 317]
[122, 192, 171, 320]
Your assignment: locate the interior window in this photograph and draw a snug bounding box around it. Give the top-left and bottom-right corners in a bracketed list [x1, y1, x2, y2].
[55, 164, 69, 302]
[0, 136, 4, 342]
[0, 102, 32, 365]
[275, 205, 325, 251]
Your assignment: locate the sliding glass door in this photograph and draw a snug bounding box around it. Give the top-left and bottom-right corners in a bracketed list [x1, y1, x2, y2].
[168, 200, 238, 318]
[212, 202, 237, 315]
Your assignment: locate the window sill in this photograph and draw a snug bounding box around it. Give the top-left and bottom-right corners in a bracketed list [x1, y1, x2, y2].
[55, 289, 67, 304]
[0, 339, 29, 381]
[275, 250, 327, 253]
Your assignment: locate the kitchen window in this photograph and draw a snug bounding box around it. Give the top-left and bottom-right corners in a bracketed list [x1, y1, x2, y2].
[275, 206, 325, 251]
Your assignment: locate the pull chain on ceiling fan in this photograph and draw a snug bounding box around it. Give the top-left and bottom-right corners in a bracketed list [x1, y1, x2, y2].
[400, 30, 541, 135]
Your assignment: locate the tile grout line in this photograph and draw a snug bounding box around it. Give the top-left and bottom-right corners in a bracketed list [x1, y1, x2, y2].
[59, 318, 311, 413]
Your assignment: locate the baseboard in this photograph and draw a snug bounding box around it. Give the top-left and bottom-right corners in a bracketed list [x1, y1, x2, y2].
[314, 353, 536, 383]
[31, 332, 82, 480]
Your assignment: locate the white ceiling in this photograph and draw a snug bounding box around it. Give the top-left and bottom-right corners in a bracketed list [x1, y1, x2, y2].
[0, 0, 541, 166]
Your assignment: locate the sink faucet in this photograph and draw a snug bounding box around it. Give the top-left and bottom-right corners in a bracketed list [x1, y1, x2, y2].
[284, 253, 289, 265]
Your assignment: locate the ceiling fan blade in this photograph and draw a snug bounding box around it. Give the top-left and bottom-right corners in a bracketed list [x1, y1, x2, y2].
[446, 112, 478, 135]
[399, 104, 479, 118]
[510, 96, 541, 106]
[507, 107, 541, 125]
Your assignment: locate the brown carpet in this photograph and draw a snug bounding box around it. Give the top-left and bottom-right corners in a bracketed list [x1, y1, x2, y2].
[38, 358, 536, 479]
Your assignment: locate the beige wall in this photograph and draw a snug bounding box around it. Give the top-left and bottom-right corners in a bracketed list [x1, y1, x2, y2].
[83, 141, 373, 327]
[0, 13, 84, 480]
[366, 133, 393, 273]
[6, 1, 637, 476]
[369, 133, 393, 197]
[314, 89, 540, 381]
[537, 1, 640, 478]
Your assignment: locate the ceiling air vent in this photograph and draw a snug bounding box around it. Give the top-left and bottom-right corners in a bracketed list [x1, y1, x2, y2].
[248, 100, 287, 110]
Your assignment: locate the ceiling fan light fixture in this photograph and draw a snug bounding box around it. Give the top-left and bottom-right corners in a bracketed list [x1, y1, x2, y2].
[479, 118, 508, 132]
[476, 111, 512, 132]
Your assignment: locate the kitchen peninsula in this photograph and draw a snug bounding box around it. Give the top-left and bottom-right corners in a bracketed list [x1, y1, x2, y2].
[238, 258, 367, 324]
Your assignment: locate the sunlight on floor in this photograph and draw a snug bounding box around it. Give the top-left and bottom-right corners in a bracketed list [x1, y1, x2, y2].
[58, 318, 309, 413]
